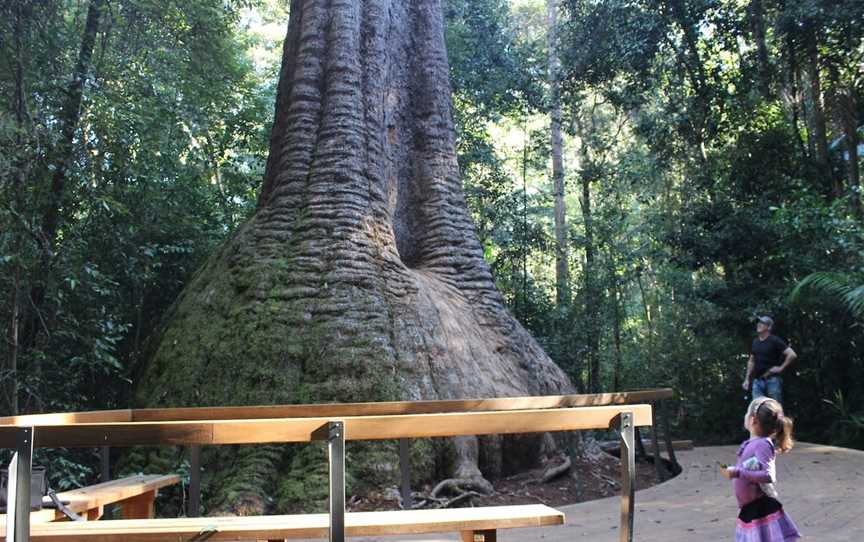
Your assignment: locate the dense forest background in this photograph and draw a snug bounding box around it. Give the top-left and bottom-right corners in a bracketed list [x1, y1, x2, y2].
[1, 0, 863, 490]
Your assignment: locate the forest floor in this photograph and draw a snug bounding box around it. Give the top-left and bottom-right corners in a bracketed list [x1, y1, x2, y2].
[336, 442, 864, 541]
[351, 449, 669, 511]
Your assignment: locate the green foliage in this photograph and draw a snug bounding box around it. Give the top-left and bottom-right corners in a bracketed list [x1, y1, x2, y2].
[790, 272, 864, 319]
[822, 391, 864, 449]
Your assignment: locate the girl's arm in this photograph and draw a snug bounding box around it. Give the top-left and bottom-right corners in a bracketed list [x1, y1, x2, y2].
[729, 440, 775, 484]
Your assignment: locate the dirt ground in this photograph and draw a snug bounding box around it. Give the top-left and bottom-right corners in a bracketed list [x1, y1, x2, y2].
[349, 451, 676, 511]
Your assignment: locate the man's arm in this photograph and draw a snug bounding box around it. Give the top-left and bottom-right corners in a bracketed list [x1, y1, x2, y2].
[742, 354, 755, 390]
[767, 347, 797, 376]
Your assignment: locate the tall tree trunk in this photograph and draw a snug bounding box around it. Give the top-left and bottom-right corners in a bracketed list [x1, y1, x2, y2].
[547, 0, 568, 305]
[803, 30, 832, 191]
[580, 170, 600, 393]
[24, 0, 104, 347]
[138, 0, 572, 513]
[780, 23, 808, 157]
[4, 1, 30, 416]
[836, 88, 861, 216]
[748, 0, 771, 98]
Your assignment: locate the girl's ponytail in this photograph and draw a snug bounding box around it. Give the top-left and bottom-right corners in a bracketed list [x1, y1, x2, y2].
[774, 415, 794, 453]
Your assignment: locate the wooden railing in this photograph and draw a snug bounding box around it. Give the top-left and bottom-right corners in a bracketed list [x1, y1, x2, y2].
[0, 389, 672, 542]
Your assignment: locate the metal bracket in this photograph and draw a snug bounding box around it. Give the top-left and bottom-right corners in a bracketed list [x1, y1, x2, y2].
[6, 427, 34, 542]
[327, 421, 345, 542]
[610, 412, 635, 542]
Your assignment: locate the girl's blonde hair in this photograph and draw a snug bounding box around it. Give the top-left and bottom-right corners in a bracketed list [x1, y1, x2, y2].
[746, 397, 795, 453]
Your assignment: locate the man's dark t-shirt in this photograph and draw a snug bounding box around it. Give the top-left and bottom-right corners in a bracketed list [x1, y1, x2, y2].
[751, 335, 788, 377]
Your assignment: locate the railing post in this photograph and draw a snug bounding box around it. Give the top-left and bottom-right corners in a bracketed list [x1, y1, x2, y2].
[398, 438, 412, 509]
[611, 412, 635, 542]
[6, 427, 34, 542]
[649, 402, 664, 482]
[328, 421, 345, 542]
[189, 445, 201, 517]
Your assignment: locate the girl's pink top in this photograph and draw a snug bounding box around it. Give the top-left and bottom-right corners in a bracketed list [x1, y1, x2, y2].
[729, 436, 776, 507]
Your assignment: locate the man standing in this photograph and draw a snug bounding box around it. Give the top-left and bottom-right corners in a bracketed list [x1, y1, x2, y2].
[742, 316, 797, 403]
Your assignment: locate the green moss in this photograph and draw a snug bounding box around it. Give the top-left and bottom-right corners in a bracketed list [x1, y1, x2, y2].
[133, 225, 404, 512]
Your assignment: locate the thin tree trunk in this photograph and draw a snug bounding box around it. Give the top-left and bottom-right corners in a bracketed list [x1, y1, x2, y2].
[26, 0, 104, 345]
[803, 30, 832, 191]
[521, 121, 529, 320]
[4, 1, 32, 416]
[838, 89, 861, 216]
[748, 0, 771, 98]
[781, 25, 808, 157]
[581, 172, 600, 392]
[547, 0, 568, 305]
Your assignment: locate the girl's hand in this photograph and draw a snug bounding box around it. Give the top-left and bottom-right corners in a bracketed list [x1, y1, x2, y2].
[720, 465, 734, 479]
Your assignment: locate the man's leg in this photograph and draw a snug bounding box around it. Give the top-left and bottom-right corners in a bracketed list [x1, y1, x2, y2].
[766, 377, 783, 404]
[752, 378, 766, 400]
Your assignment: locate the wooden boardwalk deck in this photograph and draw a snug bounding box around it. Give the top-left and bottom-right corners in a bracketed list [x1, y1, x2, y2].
[348, 442, 864, 541]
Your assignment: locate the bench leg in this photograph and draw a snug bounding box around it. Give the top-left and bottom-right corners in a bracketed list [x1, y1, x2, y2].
[86, 506, 104, 521]
[119, 489, 156, 519]
[461, 529, 497, 542]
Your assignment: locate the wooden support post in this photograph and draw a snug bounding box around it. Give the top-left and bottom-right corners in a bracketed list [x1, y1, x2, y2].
[399, 438, 412, 509]
[635, 426, 647, 458]
[461, 529, 497, 542]
[649, 402, 664, 482]
[189, 445, 201, 517]
[119, 489, 156, 519]
[100, 446, 110, 482]
[85, 507, 103, 521]
[660, 400, 679, 470]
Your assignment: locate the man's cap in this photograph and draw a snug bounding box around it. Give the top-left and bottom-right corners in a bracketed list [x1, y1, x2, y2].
[758, 316, 774, 328]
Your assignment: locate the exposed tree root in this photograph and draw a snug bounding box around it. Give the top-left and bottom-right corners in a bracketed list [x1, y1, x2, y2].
[541, 455, 572, 483]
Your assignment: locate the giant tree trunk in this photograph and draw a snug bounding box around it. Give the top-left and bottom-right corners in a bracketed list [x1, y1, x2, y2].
[137, 0, 572, 513]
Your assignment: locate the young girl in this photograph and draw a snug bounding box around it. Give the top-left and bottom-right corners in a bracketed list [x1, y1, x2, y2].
[721, 397, 801, 542]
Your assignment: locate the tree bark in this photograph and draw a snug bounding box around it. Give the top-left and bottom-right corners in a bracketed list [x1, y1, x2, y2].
[547, 0, 569, 305]
[748, 0, 771, 98]
[138, 0, 572, 513]
[836, 87, 861, 216]
[802, 30, 832, 191]
[579, 168, 601, 393]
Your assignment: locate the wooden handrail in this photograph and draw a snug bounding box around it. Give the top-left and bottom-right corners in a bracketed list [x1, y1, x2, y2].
[0, 389, 673, 426]
[0, 404, 652, 449]
[0, 410, 132, 426]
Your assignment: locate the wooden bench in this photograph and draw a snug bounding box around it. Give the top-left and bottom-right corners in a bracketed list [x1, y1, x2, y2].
[3, 503, 562, 541]
[0, 398, 655, 542]
[1, 474, 181, 524]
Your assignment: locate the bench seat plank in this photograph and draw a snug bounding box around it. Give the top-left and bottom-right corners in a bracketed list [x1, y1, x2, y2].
[1, 504, 564, 541]
[0, 474, 180, 524]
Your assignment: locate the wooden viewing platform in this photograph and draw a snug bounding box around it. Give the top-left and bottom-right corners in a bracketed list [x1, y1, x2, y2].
[345, 442, 864, 541]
